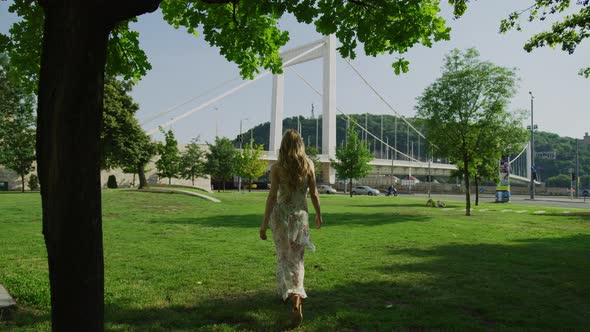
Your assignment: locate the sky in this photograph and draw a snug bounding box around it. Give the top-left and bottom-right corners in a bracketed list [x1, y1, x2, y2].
[1, 1, 589, 144]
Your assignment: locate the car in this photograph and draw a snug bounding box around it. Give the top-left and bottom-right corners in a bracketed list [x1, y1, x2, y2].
[317, 184, 337, 194]
[351, 186, 380, 196]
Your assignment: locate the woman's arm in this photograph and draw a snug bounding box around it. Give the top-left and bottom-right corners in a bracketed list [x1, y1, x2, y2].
[260, 164, 280, 240]
[307, 161, 322, 229]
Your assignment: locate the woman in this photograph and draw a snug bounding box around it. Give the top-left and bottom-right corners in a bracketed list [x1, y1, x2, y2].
[260, 129, 322, 326]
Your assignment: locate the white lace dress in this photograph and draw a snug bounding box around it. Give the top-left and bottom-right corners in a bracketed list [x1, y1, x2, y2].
[269, 176, 316, 301]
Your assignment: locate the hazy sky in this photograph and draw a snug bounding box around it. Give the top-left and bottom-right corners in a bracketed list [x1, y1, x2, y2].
[2, 1, 589, 144]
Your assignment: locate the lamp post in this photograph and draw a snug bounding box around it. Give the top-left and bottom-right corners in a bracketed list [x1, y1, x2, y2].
[239, 117, 248, 193]
[529, 91, 535, 200]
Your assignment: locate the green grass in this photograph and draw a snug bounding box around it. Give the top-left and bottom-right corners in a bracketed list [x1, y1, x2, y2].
[1, 190, 589, 331]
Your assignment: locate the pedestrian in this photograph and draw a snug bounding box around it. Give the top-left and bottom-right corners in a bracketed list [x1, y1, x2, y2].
[260, 129, 322, 327]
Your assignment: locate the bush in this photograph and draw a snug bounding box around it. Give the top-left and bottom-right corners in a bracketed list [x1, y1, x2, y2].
[107, 175, 118, 189]
[28, 174, 39, 191]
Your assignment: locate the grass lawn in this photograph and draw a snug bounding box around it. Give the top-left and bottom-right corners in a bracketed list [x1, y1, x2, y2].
[1, 190, 589, 331]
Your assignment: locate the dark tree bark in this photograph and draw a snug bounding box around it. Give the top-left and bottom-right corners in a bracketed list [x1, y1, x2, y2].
[21, 174, 25, 193]
[138, 162, 148, 189]
[474, 175, 479, 206]
[37, 1, 160, 330]
[168, 177, 172, 185]
[463, 158, 471, 216]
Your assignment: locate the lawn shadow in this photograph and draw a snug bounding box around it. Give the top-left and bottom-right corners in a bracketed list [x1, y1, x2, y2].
[376, 234, 590, 330]
[103, 232, 590, 331]
[0, 306, 50, 330]
[142, 212, 433, 228]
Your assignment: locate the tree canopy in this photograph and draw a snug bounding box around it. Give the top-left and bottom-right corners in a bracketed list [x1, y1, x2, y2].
[416, 48, 524, 215]
[206, 136, 238, 191]
[331, 125, 373, 197]
[156, 128, 181, 184]
[180, 137, 207, 187]
[0, 52, 36, 192]
[236, 139, 267, 192]
[500, 0, 590, 77]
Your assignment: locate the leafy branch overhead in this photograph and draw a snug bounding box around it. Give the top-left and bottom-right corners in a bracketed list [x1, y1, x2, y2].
[500, 0, 590, 77]
[2, 0, 470, 89]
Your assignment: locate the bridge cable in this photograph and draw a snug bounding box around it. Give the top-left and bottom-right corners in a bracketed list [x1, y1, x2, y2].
[288, 66, 420, 162]
[146, 42, 325, 135]
[343, 58, 439, 151]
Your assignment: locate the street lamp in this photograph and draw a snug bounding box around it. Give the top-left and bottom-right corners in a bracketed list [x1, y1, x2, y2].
[529, 91, 535, 200]
[239, 117, 249, 193]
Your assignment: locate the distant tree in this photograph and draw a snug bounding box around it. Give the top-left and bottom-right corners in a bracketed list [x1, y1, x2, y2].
[101, 77, 141, 170]
[28, 173, 39, 191]
[500, 0, 590, 77]
[331, 126, 373, 197]
[156, 128, 181, 185]
[237, 139, 267, 192]
[416, 48, 519, 216]
[206, 137, 238, 192]
[546, 174, 572, 188]
[305, 146, 322, 182]
[0, 53, 36, 193]
[180, 137, 206, 187]
[471, 111, 528, 206]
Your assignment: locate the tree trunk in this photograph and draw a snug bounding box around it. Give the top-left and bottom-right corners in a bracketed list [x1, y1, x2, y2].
[21, 174, 25, 193]
[37, 6, 110, 331]
[168, 177, 171, 185]
[37, 2, 160, 330]
[191, 174, 195, 187]
[475, 175, 479, 206]
[222, 179, 226, 192]
[463, 159, 471, 216]
[132, 173, 136, 187]
[249, 178, 252, 192]
[349, 179, 353, 197]
[138, 162, 148, 189]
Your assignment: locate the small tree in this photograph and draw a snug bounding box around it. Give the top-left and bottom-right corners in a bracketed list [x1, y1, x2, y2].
[156, 128, 181, 185]
[305, 146, 322, 183]
[416, 48, 520, 216]
[180, 137, 206, 187]
[28, 174, 39, 191]
[206, 137, 238, 192]
[237, 139, 267, 192]
[331, 126, 373, 197]
[0, 53, 36, 193]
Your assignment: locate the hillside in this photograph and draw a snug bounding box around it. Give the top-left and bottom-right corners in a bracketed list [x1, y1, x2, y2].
[236, 114, 590, 186]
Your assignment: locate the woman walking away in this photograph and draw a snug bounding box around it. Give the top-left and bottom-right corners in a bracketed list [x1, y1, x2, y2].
[260, 129, 322, 327]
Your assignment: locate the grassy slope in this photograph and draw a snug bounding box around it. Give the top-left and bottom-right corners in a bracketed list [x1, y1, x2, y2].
[0, 191, 589, 331]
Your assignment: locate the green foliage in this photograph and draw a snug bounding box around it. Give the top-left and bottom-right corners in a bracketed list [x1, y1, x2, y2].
[180, 137, 207, 186]
[156, 128, 181, 184]
[101, 77, 142, 169]
[236, 139, 267, 191]
[160, 0, 468, 78]
[0, 53, 36, 185]
[305, 145, 322, 181]
[205, 136, 238, 191]
[0, 2, 152, 93]
[27, 174, 39, 191]
[330, 126, 373, 195]
[416, 48, 522, 215]
[107, 175, 118, 189]
[546, 174, 572, 187]
[500, 0, 590, 77]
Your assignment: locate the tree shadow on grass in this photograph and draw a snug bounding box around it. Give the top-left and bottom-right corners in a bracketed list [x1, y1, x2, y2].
[102, 236, 590, 330]
[378, 234, 590, 330]
[102, 234, 589, 331]
[141, 212, 433, 228]
[0, 306, 50, 330]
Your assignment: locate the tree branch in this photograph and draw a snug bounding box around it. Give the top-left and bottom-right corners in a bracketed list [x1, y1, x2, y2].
[108, 0, 162, 24]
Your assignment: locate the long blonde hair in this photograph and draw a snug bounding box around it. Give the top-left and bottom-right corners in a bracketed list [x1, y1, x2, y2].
[277, 129, 311, 190]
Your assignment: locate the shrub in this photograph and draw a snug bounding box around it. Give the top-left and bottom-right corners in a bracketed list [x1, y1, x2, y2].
[28, 174, 39, 191]
[107, 175, 118, 189]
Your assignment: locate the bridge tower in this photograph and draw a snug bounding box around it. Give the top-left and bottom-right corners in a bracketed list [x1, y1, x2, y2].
[269, 35, 337, 184]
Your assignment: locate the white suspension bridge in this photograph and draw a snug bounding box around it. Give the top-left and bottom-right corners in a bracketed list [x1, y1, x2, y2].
[142, 35, 534, 185]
